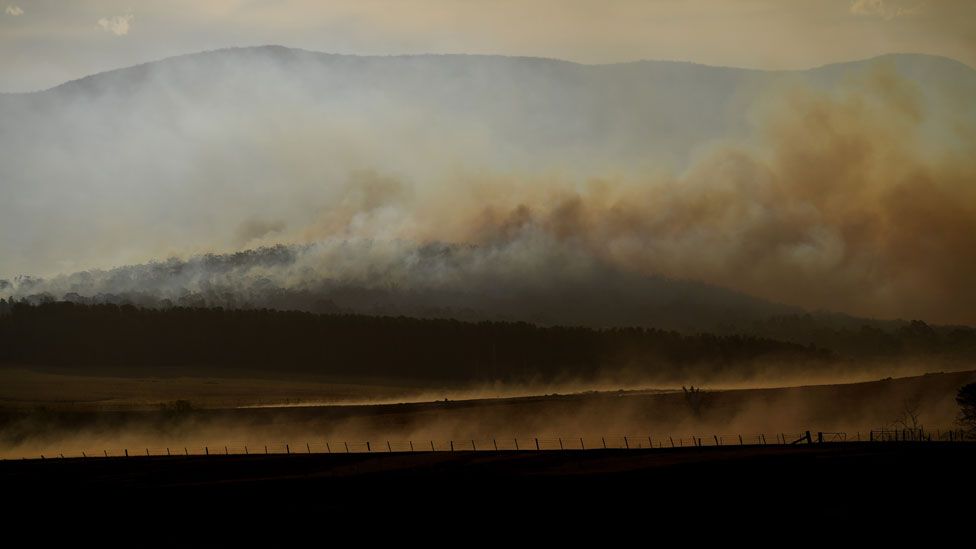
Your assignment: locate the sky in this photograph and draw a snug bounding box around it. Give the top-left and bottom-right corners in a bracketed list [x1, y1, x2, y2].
[2, 0, 975, 92]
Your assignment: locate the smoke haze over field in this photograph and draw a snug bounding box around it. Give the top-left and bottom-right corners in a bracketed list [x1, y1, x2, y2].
[3, 370, 973, 460]
[1, 49, 975, 324]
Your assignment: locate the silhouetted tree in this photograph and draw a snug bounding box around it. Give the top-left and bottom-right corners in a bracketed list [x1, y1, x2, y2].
[682, 385, 707, 417]
[957, 383, 976, 438]
[893, 397, 922, 431]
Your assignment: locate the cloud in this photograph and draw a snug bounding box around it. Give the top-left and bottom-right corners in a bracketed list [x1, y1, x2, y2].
[4, 5, 23, 16]
[850, 0, 922, 20]
[98, 14, 134, 36]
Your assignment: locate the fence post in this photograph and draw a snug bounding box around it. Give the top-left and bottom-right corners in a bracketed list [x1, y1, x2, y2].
[535, 438, 540, 451]
[146, 448, 150, 456]
[388, 441, 392, 452]
[559, 438, 563, 450]
[648, 436, 653, 448]
[166, 448, 170, 456]
[346, 442, 350, 453]
[714, 435, 719, 446]
[515, 439, 519, 451]
[739, 434, 743, 445]
[450, 440, 454, 452]
[431, 441, 435, 451]
[410, 441, 414, 452]
[493, 439, 498, 451]
[602, 437, 607, 449]
[185, 447, 189, 456]
[624, 436, 629, 449]
[244, 446, 248, 455]
[365, 442, 370, 452]
[327, 442, 331, 453]
[104, 450, 108, 457]
[581, 437, 585, 450]
[264, 445, 268, 454]
[307, 443, 311, 454]
[471, 439, 476, 451]
[286, 444, 290, 454]
[805, 431, 812, 444]
[817, 432, 823, 444]
[125, 448, 129, 457]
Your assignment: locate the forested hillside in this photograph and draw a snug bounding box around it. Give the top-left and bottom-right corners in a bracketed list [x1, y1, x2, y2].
[0, 301, 834, 383]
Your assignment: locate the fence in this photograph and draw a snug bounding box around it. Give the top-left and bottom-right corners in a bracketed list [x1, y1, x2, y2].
[14, 427, 973, 461]
[868, 428, 968, 442]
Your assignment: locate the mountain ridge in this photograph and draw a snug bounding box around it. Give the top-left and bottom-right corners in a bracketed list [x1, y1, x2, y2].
[4, 46, 972, 96]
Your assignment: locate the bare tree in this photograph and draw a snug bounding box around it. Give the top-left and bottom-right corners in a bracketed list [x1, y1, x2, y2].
[682, 385, 707, 417]
[893, 397, 922, 431]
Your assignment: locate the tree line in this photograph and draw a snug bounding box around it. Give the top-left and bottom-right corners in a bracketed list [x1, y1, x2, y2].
[0, 300, 832, 383]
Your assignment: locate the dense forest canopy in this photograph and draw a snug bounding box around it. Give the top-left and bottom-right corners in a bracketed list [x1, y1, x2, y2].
[0, 301, 841, 384]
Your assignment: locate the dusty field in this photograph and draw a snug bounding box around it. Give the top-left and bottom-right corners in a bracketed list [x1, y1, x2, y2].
[0, 366, 423, 410]
[2, 369, 972, 459]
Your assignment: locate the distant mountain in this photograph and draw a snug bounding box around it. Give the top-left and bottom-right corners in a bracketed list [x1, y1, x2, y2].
[1, 47, 974, 328]
[5, 48, 972, 176]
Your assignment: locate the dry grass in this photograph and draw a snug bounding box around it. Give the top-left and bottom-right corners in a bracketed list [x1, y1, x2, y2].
[0, 366, 421, 410]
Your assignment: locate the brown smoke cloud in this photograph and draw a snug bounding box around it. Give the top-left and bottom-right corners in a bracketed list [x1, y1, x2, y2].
[349, 65, 976, 324]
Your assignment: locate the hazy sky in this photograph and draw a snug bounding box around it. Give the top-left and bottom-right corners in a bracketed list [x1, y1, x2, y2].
[2, 0, 974, 92]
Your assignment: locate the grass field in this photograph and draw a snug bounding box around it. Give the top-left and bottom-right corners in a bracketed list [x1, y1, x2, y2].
[0, 366, 424, 410]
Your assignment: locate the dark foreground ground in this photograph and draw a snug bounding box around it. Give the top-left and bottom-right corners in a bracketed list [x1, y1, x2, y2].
[4, 442, 974, 538]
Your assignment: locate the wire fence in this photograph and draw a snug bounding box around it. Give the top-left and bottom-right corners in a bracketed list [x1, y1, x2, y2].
[11, 427, 973, 461]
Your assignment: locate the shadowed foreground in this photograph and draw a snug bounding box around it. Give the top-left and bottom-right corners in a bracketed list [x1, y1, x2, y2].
[4, 442, 973, 534]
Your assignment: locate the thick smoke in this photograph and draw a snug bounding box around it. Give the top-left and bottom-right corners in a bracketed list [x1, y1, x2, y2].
[1, 48, 974, 324]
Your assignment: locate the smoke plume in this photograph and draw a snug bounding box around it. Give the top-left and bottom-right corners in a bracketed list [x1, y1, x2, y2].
[1, 49, 974, 324]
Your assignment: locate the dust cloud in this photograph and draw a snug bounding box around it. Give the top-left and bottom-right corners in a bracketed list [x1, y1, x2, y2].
[2, 370, 972, 459]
